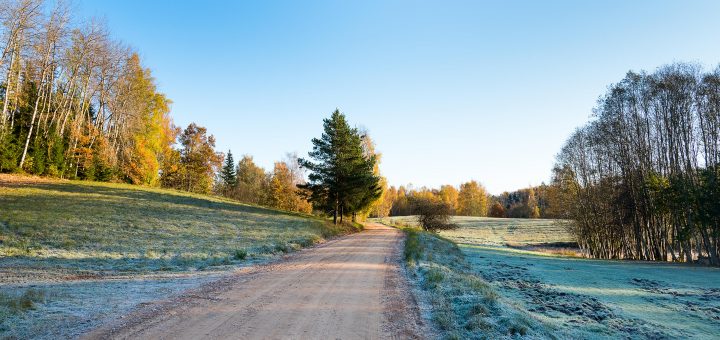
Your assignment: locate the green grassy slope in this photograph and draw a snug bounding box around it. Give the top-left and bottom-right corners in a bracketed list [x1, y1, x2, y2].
[0, 174, 356, 274]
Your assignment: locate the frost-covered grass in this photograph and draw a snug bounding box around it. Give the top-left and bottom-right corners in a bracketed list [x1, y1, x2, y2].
[0, 273, 220, 339]
[0, 288, 49, 326]
[0, 174, 359, 338]
[402, 228, 565, 339]
[441, 218, 720, 338]
[378, 216, 575, 246]
[396, 216, 720, 338]
[442, 217, 574, 246]
[379, 216, 573, 246]
[464, 245, 720, 338]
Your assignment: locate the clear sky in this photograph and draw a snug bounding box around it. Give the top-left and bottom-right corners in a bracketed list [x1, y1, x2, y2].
[75, 0, 720, 194]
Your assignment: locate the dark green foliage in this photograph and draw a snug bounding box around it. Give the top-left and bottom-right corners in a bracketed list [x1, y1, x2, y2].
[0, 132, 20, 172]
[219, 149, 237, 194]
[404, 228, 423, 263]
[31, 137, 46, 175]
[299, 109, 381, 223]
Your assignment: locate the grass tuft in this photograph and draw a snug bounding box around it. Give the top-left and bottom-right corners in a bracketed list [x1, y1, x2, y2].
[233, 249, 248, 260]
[0, 289, 48, 324]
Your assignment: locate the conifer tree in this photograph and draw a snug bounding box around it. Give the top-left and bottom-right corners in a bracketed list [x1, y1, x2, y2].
[220, 149, 237, 192]
[299, 109, 381, 224]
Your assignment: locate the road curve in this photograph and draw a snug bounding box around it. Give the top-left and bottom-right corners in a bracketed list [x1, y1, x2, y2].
[83, 223, 425, 340]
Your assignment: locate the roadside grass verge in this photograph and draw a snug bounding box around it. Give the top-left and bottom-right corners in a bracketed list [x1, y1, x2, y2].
[402, 227, 555, 339]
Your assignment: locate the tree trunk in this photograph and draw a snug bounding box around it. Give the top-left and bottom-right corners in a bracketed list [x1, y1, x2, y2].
[19, 84, 45, 169]
[1, 44, 16, 128]
[333, 198, 338, 225]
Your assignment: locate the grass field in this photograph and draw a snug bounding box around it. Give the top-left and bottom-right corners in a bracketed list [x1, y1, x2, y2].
[389, 216, 720, 338]
[378, 216, 573, 246]
[0, 174, 357, 338]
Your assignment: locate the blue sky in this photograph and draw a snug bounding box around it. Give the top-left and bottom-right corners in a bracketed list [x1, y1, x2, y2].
[76, 0, 720, 194]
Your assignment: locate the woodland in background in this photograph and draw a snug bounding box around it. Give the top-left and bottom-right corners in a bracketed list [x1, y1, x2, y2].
[213, 111, 384, 219]
[370, 181, 562, 219]
[0, 0, 326, 215]
[9, 2, 718, 266]
[0, 0, 223, 191]
[214, 151, 313, 214]
[0, 0, 184, 184]
[553, 63, 720, 265]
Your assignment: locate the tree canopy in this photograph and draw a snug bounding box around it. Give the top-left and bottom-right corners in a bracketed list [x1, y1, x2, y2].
[299, 110, 381, 223]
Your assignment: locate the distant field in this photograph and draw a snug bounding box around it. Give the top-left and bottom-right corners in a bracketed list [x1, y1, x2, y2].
[377, 216, 574, 246]
[0, 174, 354, 338]
[443, 217, 574, 246]
[387, 216, 720, 338]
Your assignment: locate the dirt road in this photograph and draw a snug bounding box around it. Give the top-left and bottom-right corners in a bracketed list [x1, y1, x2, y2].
[84, 223, 425, 340]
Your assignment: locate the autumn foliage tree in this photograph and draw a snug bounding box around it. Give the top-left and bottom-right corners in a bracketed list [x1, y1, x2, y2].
[161, 123, 222, 194]
[489, 202, 506, 217]
[0, 0, 179, 186]
[457, 180, 489, 216]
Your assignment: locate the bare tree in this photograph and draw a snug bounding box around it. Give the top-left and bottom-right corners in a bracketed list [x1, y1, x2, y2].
[555, 63, 720, 265]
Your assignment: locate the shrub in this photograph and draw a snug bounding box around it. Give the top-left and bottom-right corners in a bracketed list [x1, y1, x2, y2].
[411, 197, 458, 232]
[233, 249, 248, 260]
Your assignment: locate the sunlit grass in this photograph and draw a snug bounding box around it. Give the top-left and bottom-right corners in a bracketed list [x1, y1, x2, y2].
[0, 174, 357, 274]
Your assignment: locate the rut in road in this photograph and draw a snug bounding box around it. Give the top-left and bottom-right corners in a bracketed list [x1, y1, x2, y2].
[84, 223, 426, 339]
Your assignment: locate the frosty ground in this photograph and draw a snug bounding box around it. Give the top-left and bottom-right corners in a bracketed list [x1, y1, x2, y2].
[385, 216, 720, 338]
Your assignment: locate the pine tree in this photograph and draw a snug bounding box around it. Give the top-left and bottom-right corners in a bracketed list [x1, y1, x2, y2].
[220, 149, 237, 193]
[299, 109, 381, 224]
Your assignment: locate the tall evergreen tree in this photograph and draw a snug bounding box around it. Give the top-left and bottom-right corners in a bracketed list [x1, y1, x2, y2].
[299, 109, 381, 224]
[220, 149, 237, 192]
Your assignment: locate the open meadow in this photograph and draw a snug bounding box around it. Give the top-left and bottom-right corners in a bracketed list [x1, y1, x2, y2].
[383, 216, 720, 338]
[0, 174, 355, 338]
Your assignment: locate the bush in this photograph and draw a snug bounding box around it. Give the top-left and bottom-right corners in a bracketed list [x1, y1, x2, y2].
[233, 249, 248, 260]
[411, 197, 458, 232]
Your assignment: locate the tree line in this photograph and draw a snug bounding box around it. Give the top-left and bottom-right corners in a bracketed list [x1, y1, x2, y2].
[553, 63, 720, 265]
[213, 110, 383, 221]
[370, 181, 561, 219]
[0, 0, 183, 184]
[214, 150, 313, 213]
